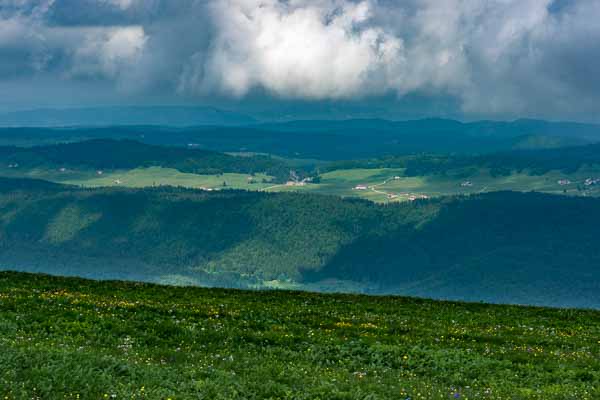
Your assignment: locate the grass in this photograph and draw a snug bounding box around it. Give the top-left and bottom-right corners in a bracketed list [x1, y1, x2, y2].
[265, 168, 407, 202]
[0, 166, 274, 191]
[266, 167, 600, 203]
[2, 165, 600, 203]
[0, 271, 599, 399]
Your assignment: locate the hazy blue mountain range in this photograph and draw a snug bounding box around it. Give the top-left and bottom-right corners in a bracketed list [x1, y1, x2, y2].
[0, 107, 256, 127]
[1, 116, 599, 159]
[258, 118, 600, 141]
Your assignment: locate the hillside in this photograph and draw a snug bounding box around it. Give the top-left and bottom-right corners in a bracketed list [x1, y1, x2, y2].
[324, 143, 600, 176]
[1, 178, 599, 308]
[4, 140, 600, 204]
[0, 271, 598, 399]
[0, 139, 292, 181]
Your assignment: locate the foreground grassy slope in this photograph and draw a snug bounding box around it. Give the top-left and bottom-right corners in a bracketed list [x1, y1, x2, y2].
[1, 272, 599, 400]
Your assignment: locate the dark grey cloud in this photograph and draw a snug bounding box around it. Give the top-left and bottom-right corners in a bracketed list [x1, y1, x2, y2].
[1, 0, 599, 121]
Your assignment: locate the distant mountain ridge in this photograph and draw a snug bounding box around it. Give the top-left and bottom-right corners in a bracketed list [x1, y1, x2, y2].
[1, 106, 598, 143]
[0, 111, 599, 158]
[0, 106, 256, 127]
[258, 117, 600, 141]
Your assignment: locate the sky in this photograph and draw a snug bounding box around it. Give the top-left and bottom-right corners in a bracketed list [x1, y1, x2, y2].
[0, 0, 599, 121]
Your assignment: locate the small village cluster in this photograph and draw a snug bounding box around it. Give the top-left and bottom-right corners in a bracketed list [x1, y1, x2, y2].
[558, 178, 599, 187]
[285, 178, 311, 187]
[584, 177, 600, 186]
[353, 183, 429, 201]
[405, 193, 430, 201]
[284, 170, 314, 187]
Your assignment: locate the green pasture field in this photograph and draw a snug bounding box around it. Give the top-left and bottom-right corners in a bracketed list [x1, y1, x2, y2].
[0, 166, 274, 191]
[265, 167, 600, 202]
[1, 164, 599, 202]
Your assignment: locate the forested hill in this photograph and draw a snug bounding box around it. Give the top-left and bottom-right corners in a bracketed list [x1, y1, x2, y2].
[0, 177, 599, 308]
[0, 139, 293, 180]
[325, 143, 600, 177]
[1, 117, 598, 159]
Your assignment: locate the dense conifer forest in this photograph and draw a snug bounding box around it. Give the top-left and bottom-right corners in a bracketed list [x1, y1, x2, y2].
[1, 177, 598, 308]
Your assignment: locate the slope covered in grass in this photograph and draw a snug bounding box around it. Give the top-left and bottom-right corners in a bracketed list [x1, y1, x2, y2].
[0, 272, 599, 400]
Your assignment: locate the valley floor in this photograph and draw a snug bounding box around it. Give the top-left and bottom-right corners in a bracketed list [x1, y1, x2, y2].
[0, 272, 599, 399]
[2, 165, 599, 203]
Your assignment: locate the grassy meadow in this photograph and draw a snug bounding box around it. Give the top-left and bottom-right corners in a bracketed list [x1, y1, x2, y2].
[1, 162, 599, 203]
[0, 272, 599, 400]
[265, 167, 600, 203]
[0, 166, 275, 191]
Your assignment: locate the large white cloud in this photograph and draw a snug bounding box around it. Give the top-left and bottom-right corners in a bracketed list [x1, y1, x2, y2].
[181, 0, 600, 118]
[1, 0, 600, 120]
[189, 0, 405, 99]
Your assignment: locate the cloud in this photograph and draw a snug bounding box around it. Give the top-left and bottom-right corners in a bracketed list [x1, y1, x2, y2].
[0, 1, 147, 82]
[172, 0, 600, 119]
[1, 0, 600, 120]
[188, 0, 405, 99]
[67, 25, 147, 80]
